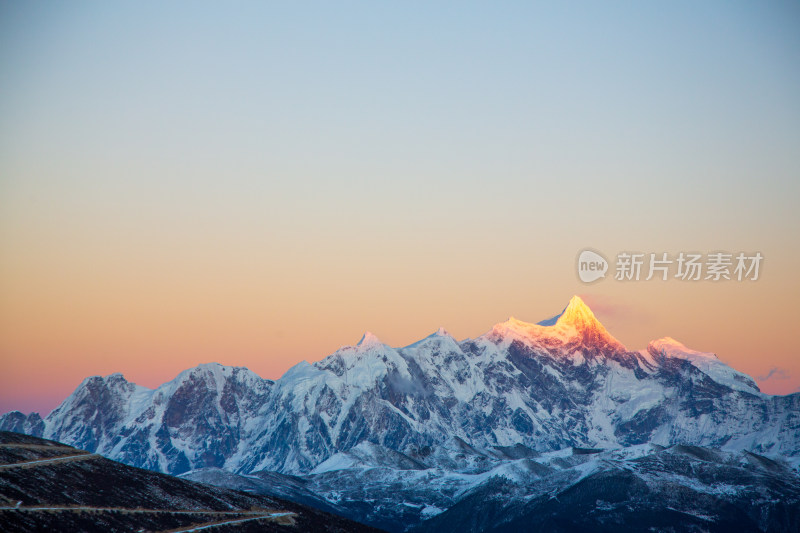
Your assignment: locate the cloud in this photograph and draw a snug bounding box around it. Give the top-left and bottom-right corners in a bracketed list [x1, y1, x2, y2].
[757, 367, 791, 381]
[577, 294, 652, 323]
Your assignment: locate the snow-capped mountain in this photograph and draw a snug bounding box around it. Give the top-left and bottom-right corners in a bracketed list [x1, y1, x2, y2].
[2, 296, 799, 529]
[407, 444, 800, 533]
[3, 296, 798, 475]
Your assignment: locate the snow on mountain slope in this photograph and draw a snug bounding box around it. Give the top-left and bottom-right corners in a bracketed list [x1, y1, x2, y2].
[42, 372, 154, 453]
[494, 295, 626, 355]
[1, 296, 798, 480]
[411, 445, 800, 533]
[30, 363, 274, 474]
[646, 336, 760, 394]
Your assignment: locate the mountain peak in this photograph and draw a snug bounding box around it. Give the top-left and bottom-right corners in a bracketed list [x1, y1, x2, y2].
[491, 297, 624, 353]
[648, 337, 718, 360]
[555, 296, 600, 330]
[357, 331, 382, 349]
[544, 295, 625, 351]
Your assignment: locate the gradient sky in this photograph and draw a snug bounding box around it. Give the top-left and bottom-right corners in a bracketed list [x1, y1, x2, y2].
[1, 2, 799, 415]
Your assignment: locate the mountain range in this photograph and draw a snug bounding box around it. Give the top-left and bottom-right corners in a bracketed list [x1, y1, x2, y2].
[3, 296, 799, 531]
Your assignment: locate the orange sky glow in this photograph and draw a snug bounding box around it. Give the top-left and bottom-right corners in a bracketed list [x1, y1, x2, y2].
[1, 3, 799, 415]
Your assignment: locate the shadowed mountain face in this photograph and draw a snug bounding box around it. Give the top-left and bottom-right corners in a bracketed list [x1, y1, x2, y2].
[2, 296, 800, 531]
[407, 445, 800, 533]
[0, 431, 382, 532]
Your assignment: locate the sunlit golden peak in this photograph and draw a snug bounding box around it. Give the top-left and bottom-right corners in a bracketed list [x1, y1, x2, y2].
[555, 295, 600, 330]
